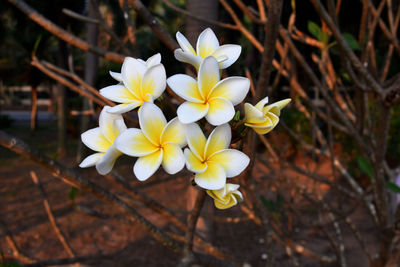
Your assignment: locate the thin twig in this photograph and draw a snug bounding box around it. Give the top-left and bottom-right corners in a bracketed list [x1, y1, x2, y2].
[0, 130, 182, 254]
[7, 0, 124, 63]
[30, 171, 76, 258]
[126, 0, 178, 51]
[0, 219, 35, 264]
[161, 0, 238, 29]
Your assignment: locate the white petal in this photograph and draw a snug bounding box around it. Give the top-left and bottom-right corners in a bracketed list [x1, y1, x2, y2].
[205, 97, 235, 126]
[212, 44, 241, 69]
[244, 103, 265, 124]
[79, 153, 103, 168]
[255, 96, 269, 110]
[115, 128, 158, 157]
[195, 161, 226, 190]
[161, 143, 185, 174]
[209, 77, 250, 105]
[95, 144, 122, 175]
[81, 127, 110, 152]
[198, 56, 220, 98]
[161, 117, 187, 147]
[184, 148, 207, 173]
[100, 84, 137, 103]
[146, 53, 161, 67]
[167, 74, 203, 103]
[174, 49, 203, 69]
[141, 64, 166, 99]
[121, 57, 146, 98]
[177, 102, 209, 124]
[226, 183, 241, 193]
[186, 123, 207, 161]
[99, 106, 126, 143]
[107, 102, 141, 114]
[137, 59, 147, 66]
[134, 150, 163, 181]
[196, 28, 219, 58]
[265, 99, 291, 116]
[204, 123, 231, 159]
[109, 71, 123, 82]
[176, 32, 196, 54]
[139, 102, 167, 145]
[209, 149, 250, 177]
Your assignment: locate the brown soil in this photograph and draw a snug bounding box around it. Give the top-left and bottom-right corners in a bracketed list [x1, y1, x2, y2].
[0, 123, 380, 267]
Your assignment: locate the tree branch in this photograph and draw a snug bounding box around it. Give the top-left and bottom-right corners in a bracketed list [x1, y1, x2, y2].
[7, 0, 125, 63]
[0, 130, 182, 254]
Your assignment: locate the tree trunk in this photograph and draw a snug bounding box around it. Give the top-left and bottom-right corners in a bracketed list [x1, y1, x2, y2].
[185, 0, 218, 254]
[56, 40, 68, 159]
[76, 0, 99, 163]
[185, 0, 218, 44]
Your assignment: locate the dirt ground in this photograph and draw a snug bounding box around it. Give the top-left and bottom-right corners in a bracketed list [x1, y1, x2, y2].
[0, 122, 382, 266]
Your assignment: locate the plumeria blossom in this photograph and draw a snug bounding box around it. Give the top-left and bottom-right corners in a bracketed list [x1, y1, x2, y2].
[115, 102, 186, 181]
[167, 56, 249, 126]
[207, 183, 243, 209]
[100, 53, 166, 114]
[244, 97, 291, 135]
[79, 106, 127, 175]
[174, 28, 241, 70]
[184, 123, 249, 190]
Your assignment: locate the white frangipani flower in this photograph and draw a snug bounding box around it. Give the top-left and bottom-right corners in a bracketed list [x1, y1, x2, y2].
[100, 53, 166, 114]
[115, 102, 187, 181]
[108, 53, 161, 82]
[80, 106, 127, 175]
[207, 183, 243, 209]
[167, 56, 249, 126]
[175, 28, 241, 70]
[244, 97, 291, 135]
[184, 123, 249, 190]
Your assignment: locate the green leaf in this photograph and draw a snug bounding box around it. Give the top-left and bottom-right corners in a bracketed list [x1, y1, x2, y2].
[68, 186, 79, 201]
[342, 33, 361, 51]
[260, 195, 275, 212]
[308, 21, 322, 40]
[385, 181, 400, 193]
[32, 35, 42, 56]
[357, 156, 374, 179]
[233, 111, 241, 121]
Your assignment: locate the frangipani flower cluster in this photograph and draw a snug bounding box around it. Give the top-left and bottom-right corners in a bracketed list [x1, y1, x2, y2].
[79, 28, 290, 210]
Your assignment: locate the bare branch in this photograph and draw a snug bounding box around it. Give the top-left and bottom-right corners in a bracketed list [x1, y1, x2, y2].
[0, 219, 35, 264]
[255, 0, 284, 100]
[0, 130, 182, 254]
[7, 0, 125, 63]
[126, 0, 178, 51]
[30, 171, 76, 258]
[180, 190, 206, 267]
[161, 0, 238, 29]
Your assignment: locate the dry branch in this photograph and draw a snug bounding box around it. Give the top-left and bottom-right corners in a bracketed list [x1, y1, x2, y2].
[7, 0, 125, 63]
[0, 219, 35, 264]
[30, 171, 76, 258]
[0, 130, 182, 254]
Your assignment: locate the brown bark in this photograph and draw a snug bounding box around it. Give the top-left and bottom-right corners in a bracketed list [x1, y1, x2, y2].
[30, 85, 37, 133]
[76, 0, 99, 163]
